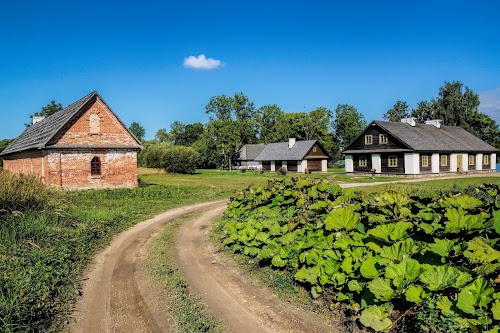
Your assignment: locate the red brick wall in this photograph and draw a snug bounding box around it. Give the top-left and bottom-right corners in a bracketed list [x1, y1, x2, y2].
[49, 98, 139, 147]
[3, 150, 46, 181]
[45, 149, 138, 190]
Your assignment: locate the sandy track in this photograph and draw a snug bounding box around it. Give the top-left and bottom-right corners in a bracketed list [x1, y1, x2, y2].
[175, 207, 339, 333]
[67, 200, 227, 333]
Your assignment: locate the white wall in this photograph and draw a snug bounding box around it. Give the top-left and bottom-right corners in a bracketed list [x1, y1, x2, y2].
[462, 153, 468, 172]
[432, 153, 440, 173]
[371, 154, 381, 173]
[450, 154, 458, 172]
[345, 155, 353, 172]
[321, 159, 327, 172]
[476, 153, 483, 170]
[299, 160, 307, 173]
[404, 153, 420, 175]
[491, 153, 497, 170]
[271, 161, 276, 172]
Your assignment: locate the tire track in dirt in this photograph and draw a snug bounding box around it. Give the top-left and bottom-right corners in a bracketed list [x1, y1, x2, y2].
[67, 200, 227, 333]
[175, 207, 340, 333]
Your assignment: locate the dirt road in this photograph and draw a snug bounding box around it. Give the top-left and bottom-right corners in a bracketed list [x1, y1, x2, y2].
[68, 200, 227, 333]
[175, 206, 339, 333]
[68, 200, 339, 333]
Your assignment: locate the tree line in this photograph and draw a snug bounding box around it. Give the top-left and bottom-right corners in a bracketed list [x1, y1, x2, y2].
[1, 80, 498, 173]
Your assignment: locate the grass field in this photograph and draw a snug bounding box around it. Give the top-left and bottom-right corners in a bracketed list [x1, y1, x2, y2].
[2, 168, 500, 332]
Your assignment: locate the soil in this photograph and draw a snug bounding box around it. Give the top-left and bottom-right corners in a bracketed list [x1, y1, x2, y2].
[67, 200, 340, 333]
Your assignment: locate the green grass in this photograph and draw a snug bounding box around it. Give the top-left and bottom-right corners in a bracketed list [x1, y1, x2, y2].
[146, 214, 225, 333]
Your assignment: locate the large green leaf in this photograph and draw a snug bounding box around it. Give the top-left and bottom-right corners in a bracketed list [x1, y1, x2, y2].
[271, 255, 287, 268]
[426, 238, 457, 257]
[444, 208, 487, 233]
[491, 210, 500, 235]
[360, 254, 380, 279]
[385, 258, 421, 289]
[324, 207, 360, 231]
[436, 296, 455, 316]
[368, 222, 413, 243]
[457, 277, 495, 314]
[464, 237, 500, 264]
[348, 280, 365, 293]
[359, 303, 394, 332]
[379, 239, 418, 262]
[405, 285, 428, 304]
[419, 265, 461, 291]
[368, 277, 395, 301]
[295, 265, 321, 284]
[492, 300, 500, 320]
[443, 195, 483, 209]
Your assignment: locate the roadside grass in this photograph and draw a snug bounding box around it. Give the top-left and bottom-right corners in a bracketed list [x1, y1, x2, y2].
[146, 213, 225, 333]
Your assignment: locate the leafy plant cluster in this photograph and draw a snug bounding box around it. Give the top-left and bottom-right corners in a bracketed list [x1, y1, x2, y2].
[219, 178, 500, 332]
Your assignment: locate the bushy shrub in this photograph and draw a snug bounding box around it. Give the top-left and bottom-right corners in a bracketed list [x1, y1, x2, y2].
[162, 146, 199, 174]
[277, 167, 287, 175]
[0, 171, 59, 215]
[139, 141, 172, 168]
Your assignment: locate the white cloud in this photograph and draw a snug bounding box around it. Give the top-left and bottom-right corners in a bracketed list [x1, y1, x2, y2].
[183, 54, 223, 70]
[479, 87, 500, 123]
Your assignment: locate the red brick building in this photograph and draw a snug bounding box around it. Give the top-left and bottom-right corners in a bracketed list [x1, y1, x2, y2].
[1, 91, 142, 190]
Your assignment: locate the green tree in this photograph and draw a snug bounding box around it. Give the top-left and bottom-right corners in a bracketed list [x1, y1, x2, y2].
[169, 122, 204, 146]
[129, 122, 146, 141]
[162, 146, 199, 174]
[332, 104, 366, 150]
[27, 100, 63, 126]
[383, 100, 409, 122]
[255, 104, 285, 143]
[411, 101, 434, 123]
[154, 128, 171, 142]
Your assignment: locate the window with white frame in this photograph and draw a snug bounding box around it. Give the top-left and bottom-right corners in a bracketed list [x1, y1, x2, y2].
[365, 135, 373, 145]
[379, 134, 388, 144]
[469, 155, 475, 165]
[388, 155, 398, 167]
[484, 154, 490, 165]
[359, 156, 367, 167]
[440, 155, 448, 166]
[421, 155, 429, 167]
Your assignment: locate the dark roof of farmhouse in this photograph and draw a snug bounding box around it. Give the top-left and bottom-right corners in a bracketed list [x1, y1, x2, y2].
[239, 144, 266, 160]
[1, 91, 141, 156]
[255, 140, 318, 161]
[343, 120, 498, 154]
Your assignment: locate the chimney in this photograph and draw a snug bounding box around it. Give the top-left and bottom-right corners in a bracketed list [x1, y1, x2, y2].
[425, 119, 442, 128]
[400, 117, 416, 127]
[288, 138, 296, 148]
[32, 116, 45, 125]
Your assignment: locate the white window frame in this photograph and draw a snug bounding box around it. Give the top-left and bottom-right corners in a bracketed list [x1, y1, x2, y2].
[359, 156, 367, 167]
[388, 155, 398, 167]
[421, 155, 429, 167]
[484, 154, 489, 165]
[379, 134, 388, 144]
[469, 155, 475, 165]
[365, 135, 373, 145]
[440, 155, 448, 166]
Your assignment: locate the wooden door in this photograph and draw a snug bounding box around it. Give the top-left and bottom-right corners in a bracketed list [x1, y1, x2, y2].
[457, 155, 463, 172]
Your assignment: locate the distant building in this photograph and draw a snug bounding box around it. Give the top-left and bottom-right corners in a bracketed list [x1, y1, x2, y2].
[342, 118, 497, 175]
[237, 144, 266, 169]
[251, 138, 329, 173]
[1, 91, 142, 189]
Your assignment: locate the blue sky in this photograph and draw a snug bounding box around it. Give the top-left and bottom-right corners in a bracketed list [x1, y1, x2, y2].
[1, 0, 499, 140]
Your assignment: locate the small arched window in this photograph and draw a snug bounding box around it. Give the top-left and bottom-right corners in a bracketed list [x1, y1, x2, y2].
[91, 156, 101, 176]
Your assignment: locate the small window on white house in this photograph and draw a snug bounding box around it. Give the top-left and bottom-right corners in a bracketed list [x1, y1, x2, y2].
[365, 135, 373, 145]
[89, 113, 100, 134]
[359, 156, 367, 167]
[469, 155, 475, 165]
[313, 147, 317, 152]
[388, 155, 398, 167]
[379, 134, 388, 144]
[484, 155, 490, 165]
[421, 155, 429, 167]
[440, 155, 448, 166]
[91, 156, 101, 175]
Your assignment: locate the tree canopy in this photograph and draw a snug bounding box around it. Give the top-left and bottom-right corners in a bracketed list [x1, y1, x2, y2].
[129, 122, 146, 141]
[332, 104, 366, 151]
[383, 100, 409, 122]
[27, 100, 63, 126]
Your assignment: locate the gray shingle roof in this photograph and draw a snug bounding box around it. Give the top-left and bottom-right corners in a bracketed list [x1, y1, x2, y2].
[1, 91, 141, 156]
[255, 140, 318, 161]
[343, 120, 498, 154]
[239, 144, 266, 161]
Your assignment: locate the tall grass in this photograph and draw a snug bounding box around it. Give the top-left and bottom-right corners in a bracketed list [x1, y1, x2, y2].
[0, 171, 60, 214]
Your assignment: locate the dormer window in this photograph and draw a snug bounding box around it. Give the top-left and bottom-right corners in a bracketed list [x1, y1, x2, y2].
[379, 134, 388, 144]
[89, 113, 100, 134]
[365, 135, 373, 145]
